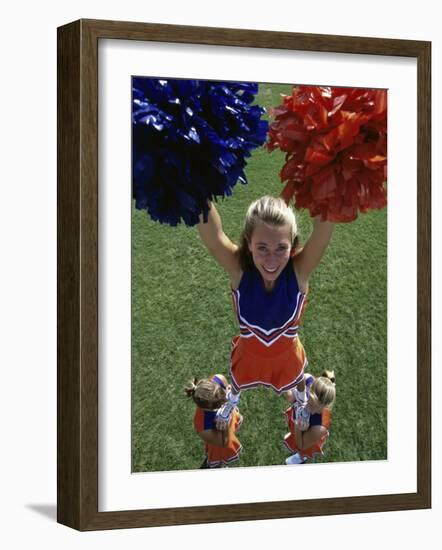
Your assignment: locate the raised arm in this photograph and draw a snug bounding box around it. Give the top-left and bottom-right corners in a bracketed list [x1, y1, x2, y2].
[294, 217, 335, 289]
[197, 202, 241, 278]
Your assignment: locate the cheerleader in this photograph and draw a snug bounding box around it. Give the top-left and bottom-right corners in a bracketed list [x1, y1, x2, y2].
[197, 196, 334, 428]
[283, 370, 336, 464]
[185, 374, 243, 469]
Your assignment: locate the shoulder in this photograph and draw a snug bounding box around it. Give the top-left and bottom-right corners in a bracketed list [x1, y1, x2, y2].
[194, 407, 217, 431]
[193, 407, 204, 432]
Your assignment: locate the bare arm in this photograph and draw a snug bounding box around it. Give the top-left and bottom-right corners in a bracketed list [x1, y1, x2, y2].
[198, 429, 228, 448]
[284, 390, 295, 404]
[294, 217, 335, 289]
[285, 372, 307, 405]
[197, 202, 241, 278]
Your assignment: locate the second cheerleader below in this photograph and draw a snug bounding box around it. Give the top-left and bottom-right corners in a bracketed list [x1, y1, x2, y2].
[283, 371, 336, 464]
[185, 374, 243, 469]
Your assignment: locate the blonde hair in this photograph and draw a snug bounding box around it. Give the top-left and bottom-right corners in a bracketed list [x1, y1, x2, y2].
[185, 377, 227, 410]
[309, 370, 336, 410]
[238, 196, 299, 271]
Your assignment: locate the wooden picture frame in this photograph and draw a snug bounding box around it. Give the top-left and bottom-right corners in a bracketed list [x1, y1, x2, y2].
[57, 18, 431, 531]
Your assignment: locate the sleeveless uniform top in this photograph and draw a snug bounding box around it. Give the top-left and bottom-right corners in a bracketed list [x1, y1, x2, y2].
[231, 263, 307, 347]
[228, 263, 308, 394]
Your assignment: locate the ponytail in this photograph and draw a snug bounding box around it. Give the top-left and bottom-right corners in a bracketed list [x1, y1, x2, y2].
[321, 370, 336, 385]
[311, 371, 336, 410]
[185, 377, 199, 398]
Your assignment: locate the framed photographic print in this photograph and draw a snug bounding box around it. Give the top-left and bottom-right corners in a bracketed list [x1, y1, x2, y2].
[57, 19, 431, 530]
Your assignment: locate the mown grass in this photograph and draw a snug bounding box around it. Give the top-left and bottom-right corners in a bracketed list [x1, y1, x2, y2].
[131, 83, 387, 471]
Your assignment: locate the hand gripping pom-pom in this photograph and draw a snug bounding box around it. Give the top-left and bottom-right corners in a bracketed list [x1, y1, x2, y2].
[215, 390, 240, 430]
[267, 86, 387, 222]
[132, 78, 268, 227]
[294, 404, 310, 431]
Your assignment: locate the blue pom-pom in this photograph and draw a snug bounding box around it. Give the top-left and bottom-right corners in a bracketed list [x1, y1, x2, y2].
[132, 78, 268, 226]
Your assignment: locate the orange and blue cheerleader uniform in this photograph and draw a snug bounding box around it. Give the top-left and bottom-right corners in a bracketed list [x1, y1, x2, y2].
[193, 375, 243, 468]
[283, 376, 331, 460]
[193, 407, 243, 468]
[230, 263, 308, 394]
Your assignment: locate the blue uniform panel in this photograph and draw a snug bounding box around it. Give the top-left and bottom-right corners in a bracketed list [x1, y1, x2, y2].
[203, 410, 217, 431]
[236, 264, 301, 331]
[309, 413, 323, 426]
[231, 263, 307, 347]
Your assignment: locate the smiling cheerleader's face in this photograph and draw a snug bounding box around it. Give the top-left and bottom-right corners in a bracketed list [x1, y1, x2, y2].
[248, 223, 292, 290]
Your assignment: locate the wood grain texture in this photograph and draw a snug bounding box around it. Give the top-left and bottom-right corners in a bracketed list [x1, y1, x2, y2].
[416, 41, 431, 506]
[57, 20, 81, 529]
[79, 20, 100, 529]
[57, 18, 431, 531]
[82, 18, 427, 57]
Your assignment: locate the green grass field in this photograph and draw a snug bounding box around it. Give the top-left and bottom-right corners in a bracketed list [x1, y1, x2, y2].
[131, 83, 387, 472]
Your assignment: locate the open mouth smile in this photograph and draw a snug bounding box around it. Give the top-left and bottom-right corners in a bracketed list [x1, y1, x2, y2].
[262, 266, 279, 274]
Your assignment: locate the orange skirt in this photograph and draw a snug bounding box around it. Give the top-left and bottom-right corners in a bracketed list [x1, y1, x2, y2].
[204, 408, 243, 467]
[283, 406, 330, 460]
[229, 334, 307, 394]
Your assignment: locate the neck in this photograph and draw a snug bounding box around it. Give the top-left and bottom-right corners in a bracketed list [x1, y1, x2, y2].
[263, 280, 275, 292]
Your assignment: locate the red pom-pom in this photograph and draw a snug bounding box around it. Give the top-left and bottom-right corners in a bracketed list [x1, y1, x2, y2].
[267, 86, 387, 222]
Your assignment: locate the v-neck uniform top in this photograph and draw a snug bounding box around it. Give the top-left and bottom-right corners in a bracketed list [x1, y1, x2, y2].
[229, 263, 308, 394]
